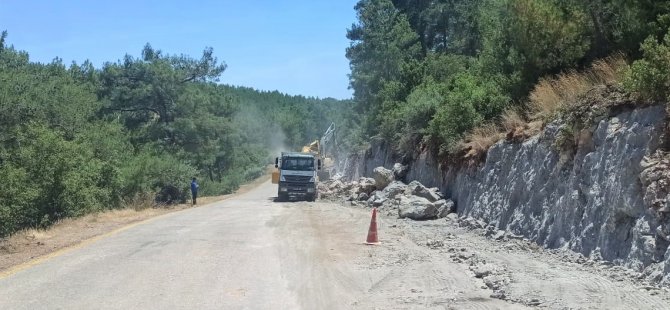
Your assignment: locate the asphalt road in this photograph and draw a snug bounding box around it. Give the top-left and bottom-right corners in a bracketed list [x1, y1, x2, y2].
[2, 180, 668, 310]
[0, 182, 318, 309]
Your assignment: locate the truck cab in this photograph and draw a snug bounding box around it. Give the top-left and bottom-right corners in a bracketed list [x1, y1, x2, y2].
[274, 152, 321, 201]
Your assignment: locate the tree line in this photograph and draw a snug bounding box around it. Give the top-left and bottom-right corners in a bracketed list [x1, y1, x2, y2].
[0, 32, 350, 236]
[345, 0, 670, 153]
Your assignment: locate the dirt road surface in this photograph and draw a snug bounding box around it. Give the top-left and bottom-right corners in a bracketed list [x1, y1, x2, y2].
[0, 181, 667, 309]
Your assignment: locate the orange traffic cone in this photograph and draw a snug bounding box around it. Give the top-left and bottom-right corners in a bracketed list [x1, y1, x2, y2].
[366, 208, 380, 245]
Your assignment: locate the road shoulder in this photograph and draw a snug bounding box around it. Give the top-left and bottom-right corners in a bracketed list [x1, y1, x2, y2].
[337, 201, 670, 309]
[0, 174, 270, 274]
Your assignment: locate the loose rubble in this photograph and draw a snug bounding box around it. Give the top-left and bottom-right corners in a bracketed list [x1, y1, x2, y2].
[317, 177, 670, 308]
[322, 167, 670, 295]
[319, 165, 456, 221]
[446, 244, 511, 301]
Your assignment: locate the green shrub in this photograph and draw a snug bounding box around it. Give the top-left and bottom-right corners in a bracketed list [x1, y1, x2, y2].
[0, 164, 40, 236]
[0, 124, 123, 235]
[428, 73, 510, 151]
[399, 80, 443, 133]
[120, 151, 198, 204]
[625, 30, 670, 102]
[199, 175, 242, 196]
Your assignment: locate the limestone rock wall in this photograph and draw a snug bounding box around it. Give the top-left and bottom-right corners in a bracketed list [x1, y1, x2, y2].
[345, 105, 670, 284]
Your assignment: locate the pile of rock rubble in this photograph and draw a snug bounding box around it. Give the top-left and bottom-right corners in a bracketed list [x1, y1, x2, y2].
[319, 165, 456, 220]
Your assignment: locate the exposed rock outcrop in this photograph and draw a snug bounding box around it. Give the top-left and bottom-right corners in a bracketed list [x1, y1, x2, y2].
[640, 150, 670, 212]
[343, 104, 670, 285]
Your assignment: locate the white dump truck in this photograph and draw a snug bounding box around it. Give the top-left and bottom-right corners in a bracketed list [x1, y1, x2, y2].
[273, 152, 321, 201]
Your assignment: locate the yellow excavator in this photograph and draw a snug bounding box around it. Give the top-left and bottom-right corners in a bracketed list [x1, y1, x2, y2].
[301, 140, 320, 154]
[301, 140, 333, 181]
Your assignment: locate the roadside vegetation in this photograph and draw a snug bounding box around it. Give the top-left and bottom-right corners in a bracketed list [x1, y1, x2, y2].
[6, 1, 670, 238]
[0, 32, 351, 237]
[345, 0, 670, 156]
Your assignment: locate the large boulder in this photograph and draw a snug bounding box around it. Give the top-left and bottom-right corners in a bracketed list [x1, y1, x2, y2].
[372, 198, 387, 207]
[373, 167, 394, 189]
[357, 192, 369, 201]
[358, 177, 377, 195]
[392, 163, 409, 181]
[397, 196, 438, 220]
[406, 181, 422, 195]
[380, 181, 408, 200]
[435, 199, 456, 218]
[328, 180, 343, 191]
[366, 191, 388, 208]
[346, 181, 360, 196]
[407, 181, 442, 202]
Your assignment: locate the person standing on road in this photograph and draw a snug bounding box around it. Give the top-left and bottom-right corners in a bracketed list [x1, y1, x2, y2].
[191, 177, 199, 205]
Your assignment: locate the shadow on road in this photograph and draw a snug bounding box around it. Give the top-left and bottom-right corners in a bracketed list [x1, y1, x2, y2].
[268, 197, 311, 203]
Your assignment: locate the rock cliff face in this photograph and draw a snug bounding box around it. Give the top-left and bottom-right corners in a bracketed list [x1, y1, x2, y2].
[343, 104, 670, 284]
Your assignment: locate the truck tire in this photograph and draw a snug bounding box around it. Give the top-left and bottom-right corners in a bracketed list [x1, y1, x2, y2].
[277, 193, 288, 202]
[307, 194, 317, 202]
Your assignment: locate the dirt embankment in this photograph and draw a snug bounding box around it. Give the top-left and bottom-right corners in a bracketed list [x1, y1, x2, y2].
[0, 174, 270, 272]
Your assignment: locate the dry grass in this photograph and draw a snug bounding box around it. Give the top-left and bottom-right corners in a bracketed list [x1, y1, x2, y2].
[526, 120, 544, 137]
[455, 108, 528, 160]
[501, 109, 526, 132]
[124, 192, 157, 211]
[591, 54, 628, 84]
[449, 54, 628, 162]
[463, 123, 505, 160]
[530, 53, 628, 119]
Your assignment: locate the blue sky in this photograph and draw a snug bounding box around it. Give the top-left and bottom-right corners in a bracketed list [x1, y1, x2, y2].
[0, 1, 358, 99]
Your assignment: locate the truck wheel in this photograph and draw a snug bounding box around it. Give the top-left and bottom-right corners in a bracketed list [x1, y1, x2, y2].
[277, 193, 288, 202]
[308, 194, 317, 202]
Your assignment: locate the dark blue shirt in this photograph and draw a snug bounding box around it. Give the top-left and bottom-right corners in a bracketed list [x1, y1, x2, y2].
[191, 181, 198, 193]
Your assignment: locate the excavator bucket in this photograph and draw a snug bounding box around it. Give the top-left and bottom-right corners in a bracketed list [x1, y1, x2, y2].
[301, 140, 320, 154]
